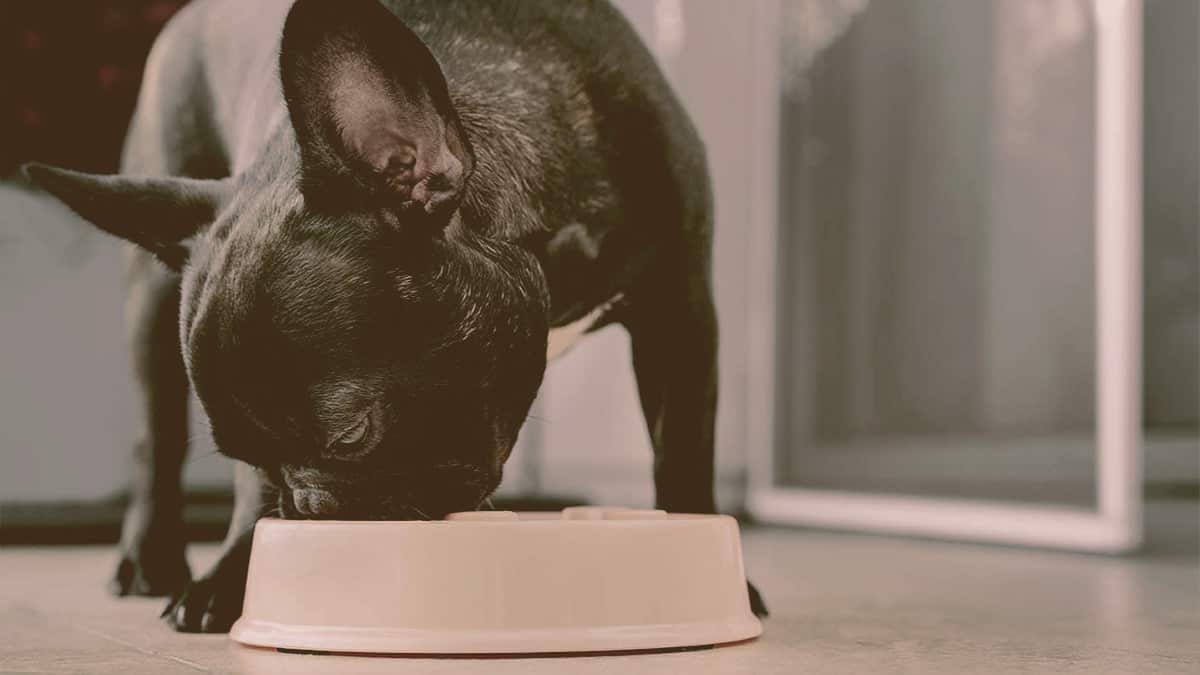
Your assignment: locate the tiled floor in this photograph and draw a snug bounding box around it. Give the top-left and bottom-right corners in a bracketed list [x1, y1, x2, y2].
[2, 503, 1197, 674]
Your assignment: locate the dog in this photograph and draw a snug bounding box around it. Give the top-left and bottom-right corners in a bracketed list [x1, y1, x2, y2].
[24, 0, 767, 632]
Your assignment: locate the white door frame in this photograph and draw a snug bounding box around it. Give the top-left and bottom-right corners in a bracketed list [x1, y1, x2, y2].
[744, 0, 1143, 553]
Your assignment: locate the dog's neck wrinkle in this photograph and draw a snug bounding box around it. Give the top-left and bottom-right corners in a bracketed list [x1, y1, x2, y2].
[193, 129, 306, 360]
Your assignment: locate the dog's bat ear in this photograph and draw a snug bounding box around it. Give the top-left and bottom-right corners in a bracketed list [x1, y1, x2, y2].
[280, 0, 473, 222]
[20, 163, 230, 271]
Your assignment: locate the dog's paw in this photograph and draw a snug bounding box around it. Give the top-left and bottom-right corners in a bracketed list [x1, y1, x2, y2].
[747, 580, 769, 618]
[161, 567, 246, 633]
[109, 512, 190, 597]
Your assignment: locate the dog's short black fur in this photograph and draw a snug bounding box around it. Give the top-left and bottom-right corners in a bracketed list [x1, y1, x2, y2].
[24, 0, 766, 632]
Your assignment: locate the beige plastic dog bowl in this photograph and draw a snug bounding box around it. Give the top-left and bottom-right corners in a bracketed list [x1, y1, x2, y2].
[230, 507, 762, 655]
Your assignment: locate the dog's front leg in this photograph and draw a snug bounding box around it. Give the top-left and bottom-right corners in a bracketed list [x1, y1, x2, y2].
[163, 461, 264, 633]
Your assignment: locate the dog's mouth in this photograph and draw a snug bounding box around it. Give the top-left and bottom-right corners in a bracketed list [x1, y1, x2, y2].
[277, 489, 435, 520]
[275, 463, 498, 520]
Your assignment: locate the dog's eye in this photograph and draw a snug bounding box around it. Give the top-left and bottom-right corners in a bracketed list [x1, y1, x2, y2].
[332, 414, 370, 447]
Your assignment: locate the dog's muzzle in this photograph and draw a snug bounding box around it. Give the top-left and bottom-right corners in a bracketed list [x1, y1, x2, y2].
[290, 487, 340, 516]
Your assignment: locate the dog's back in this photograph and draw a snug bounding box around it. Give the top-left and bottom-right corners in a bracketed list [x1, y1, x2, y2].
[131, 0, 711, 323]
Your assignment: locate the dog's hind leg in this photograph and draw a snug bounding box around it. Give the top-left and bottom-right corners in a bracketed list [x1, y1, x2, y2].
[109, 2, 229, 597]
[625, 256, 769, 617]
[623, 213, 769, 617]
[109, 255, 191, 597]
[624, 254, 720, 517]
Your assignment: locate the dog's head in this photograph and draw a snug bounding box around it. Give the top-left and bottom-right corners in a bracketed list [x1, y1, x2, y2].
[24, 0, 549, 519]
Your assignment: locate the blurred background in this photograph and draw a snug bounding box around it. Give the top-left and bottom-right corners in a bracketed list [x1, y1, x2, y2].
[0, 0, 1195, 548]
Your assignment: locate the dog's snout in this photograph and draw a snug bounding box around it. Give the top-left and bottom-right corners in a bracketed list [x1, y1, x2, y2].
[292, 488, 340, 516]
[282, 465, 345, 517]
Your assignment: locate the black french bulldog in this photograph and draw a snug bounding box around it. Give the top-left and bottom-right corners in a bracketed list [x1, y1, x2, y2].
[23, 0, 766, 632]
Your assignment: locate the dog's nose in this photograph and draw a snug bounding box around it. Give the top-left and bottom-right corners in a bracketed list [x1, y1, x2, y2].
[411, 148, 464, 214]
[292, 488, 340, 517]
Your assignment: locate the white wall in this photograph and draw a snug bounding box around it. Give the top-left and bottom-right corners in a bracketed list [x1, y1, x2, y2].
[0, 182, 232, 502]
